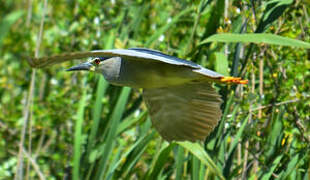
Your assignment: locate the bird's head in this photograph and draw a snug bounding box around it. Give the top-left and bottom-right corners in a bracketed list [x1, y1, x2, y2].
[67, 56, 122, 83]
[66, 57, 109, 73]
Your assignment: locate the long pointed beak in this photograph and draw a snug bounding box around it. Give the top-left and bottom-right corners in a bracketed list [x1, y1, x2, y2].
[66, 62, 93, 71]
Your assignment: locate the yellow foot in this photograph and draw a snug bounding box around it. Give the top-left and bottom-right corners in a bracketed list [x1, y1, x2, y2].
[220, 76, 248, 84]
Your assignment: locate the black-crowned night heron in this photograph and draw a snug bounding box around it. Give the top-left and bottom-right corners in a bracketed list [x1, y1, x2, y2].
[28, 48, 247, 142]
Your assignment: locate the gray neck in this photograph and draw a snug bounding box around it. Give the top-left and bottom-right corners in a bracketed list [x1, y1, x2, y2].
[96, 57, 122, 85]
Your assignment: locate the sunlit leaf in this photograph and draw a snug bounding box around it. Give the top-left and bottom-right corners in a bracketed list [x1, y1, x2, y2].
[200, 33, 310, 49]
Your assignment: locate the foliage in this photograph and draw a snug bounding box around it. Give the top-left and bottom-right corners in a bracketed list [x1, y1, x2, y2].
[0, 0, 309, 179]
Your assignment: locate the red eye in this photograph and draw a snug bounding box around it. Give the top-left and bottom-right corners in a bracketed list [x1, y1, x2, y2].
[94, 58, 100, 65]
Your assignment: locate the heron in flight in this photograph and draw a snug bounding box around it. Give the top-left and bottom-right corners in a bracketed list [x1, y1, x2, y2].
[28, 48, 247, 142]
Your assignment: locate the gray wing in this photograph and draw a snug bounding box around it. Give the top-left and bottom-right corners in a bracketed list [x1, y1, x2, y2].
[143, 81, 222, 142]
[28, 49, 200, 69]
[193, 66, 224, 78]
[129, 48, 200, 68]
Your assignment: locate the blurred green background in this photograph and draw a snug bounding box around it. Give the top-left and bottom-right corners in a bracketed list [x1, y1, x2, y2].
[1, 0, 309, 179]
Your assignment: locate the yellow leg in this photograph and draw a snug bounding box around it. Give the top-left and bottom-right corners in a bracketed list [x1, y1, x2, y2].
[220, 76, 248, 84]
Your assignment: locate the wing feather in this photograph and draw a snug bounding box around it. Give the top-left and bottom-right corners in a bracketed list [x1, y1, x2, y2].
[28, 49, 200, 69]
[143, 81, 222, 142]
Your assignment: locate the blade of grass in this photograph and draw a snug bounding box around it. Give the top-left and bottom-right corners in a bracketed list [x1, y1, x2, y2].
[217, 135, 225, 173]
[86, 76, 109, 155]
[192, 155, 200, 180]
[0, 10, 24, 49]
[121, 131, 156, 178]
[200, 33, 310, 49]
[105, 141, 123, 180]
[177, 142, 225, 180]
[228, 115, 249, 156]
[224, 115, 250, 177]
[214, 52, 229, 76]
[201, 0, 225, 39]
[86, 30, 115, 156]
[145, 7, 194, 47]
[231, 19, 247, 77]
[106, 133, 149, 180]
[199, 162, 206, 180]
[256, 0, 293, 33]
[139, 117, 152, 136]
[129, 3, 149, 39]
[281, 154, 299, 179]
[73, 77, 88, 180]
[146, 142, 175, 179]
[116, 111, 147, 135]
[260, 155, 283, 180]
[184, 0, 209, 55]
[175, 145, 185, 179]
[238, 0, 292, 76]
[216, 103, 240, 148]
[95, 87, 131, 180]
[265, 107, 284, 159]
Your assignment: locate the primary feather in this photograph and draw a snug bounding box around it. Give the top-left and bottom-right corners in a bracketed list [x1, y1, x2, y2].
[143, 81, 222, 142]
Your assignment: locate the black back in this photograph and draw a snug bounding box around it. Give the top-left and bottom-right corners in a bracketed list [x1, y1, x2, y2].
[129, 48, 199, 68]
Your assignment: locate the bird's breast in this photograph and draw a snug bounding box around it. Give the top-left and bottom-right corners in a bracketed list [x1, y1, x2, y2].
[115, 58, 201, 88]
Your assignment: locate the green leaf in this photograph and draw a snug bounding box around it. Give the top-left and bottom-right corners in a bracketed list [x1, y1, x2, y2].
[202, 0, 225, 38]
[121, 131, 155, 178]
[175, 146, 185, 179]
[256, 0, 293, 33]
[73, 77, 88, 180]
[86, 31, 114, 161]
[228, 115, 249, 156]
[86, 76, 109, 156]
[145, 7, 194, 47]
[192, 155, 200, 180]
[106, 132, 155, 179]
[116, 111, 147, 135]
[0, 11, 23, 49]
[177, 142, 225, 180]
[146, 142, 174, 178]
[261, 155, 283, 180]
[214, 52, 229, 76]
[281, 154, 299, 179]
[200, 33, 310, 49]
[95, 87, 131, 180]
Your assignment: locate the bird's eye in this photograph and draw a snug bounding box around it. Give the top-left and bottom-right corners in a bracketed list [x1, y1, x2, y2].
[93, 58, 101, 65]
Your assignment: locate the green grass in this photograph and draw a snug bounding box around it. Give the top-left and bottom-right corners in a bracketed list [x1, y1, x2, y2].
[1, 0, 309, 179]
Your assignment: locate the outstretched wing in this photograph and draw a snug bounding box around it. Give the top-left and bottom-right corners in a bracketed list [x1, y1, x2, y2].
[143, 81, 222, 142]
[129, 48, 200, 68]
[27, 49, 200, 69]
